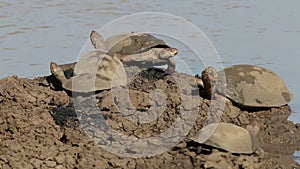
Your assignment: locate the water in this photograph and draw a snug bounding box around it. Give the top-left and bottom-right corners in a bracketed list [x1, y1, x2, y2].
[1, 0, 300, 128]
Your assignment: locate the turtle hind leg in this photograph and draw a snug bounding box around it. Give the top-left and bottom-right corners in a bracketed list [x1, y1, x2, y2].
[50, 62, 68, 83]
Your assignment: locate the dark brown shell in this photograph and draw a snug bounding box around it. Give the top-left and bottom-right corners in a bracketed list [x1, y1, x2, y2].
[93, 32, 169, 55]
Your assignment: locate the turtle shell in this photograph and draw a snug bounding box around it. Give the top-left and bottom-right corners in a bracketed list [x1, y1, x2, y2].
[63, 50, 127, 92]
[191, 123, 258, 154]
[94, 32, 169, 56]
[216, 64, 293, 108]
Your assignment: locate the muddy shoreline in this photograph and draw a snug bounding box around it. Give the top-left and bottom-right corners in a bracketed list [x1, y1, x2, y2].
[0, 67, 299, 169]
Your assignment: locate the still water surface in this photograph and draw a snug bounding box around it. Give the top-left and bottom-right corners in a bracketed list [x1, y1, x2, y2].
[1, 1, 299, 120]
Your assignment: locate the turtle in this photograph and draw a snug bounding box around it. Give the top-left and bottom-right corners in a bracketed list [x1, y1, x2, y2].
[196, 64, 293, 108]
[50, 31, 178, 92]
[90, 30, 178, 73]
[190, 122, 259, 154]
[50, 50, 127, 92]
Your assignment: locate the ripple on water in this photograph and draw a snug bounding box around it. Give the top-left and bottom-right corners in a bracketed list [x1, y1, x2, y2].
[36, 25, 53, 29]
[2, 58, 12, 61]
[8, 31, 24, 35]
[0, 24, 16, 28]
[3, 48, 17, 51]
[20, 27, 33, 30]
[33, 46, 45, 48]
[29, 64, 41, 66]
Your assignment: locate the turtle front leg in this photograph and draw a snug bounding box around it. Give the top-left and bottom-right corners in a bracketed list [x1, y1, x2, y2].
[166, 58, 176, 74]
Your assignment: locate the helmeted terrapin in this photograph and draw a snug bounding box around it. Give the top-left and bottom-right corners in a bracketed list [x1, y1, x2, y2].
[90, 30, 178, 73]
[190, 122, 259, 154]
[196, 64, 293, 108]
[50, 50, 127, 92]
[50, 30, 178, 92]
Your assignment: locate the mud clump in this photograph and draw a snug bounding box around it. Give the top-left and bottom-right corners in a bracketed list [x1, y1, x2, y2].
[0, 69, 299, 169]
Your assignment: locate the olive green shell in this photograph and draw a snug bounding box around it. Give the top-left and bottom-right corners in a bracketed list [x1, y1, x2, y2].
[91, 31, 169, 55]
[191, 123, 258, 154]
[217, 64, 293, 107]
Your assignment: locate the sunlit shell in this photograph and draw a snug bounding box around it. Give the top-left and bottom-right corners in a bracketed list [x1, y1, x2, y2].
[191, 123, 258, 154]
[217, 64, 293, 107]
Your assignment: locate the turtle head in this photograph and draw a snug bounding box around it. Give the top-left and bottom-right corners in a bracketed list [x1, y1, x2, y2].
[157, 48, 178, 59]
[90, 30, 105, 50]
[201, 66, 218, 99]
[201, 67, 218, 83]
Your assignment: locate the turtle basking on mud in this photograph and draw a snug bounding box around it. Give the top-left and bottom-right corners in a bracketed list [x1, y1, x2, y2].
[196, 64, 293, 108]
[190, 122, 259, 154]
[50, 31, 178, 92]
[50, 50, 127, 92]
[90, 30, 178, 73]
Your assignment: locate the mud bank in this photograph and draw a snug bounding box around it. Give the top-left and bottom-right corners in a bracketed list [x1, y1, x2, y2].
[0, 67, 299, 169]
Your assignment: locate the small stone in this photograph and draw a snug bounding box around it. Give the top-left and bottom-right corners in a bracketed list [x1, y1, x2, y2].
[127, 160, 136, 168]
[135, 158, 145, 168]
[30, 158, 43, 168]
[217, 160, 232, 169]
[204, 160, 217, 168]
[55, 165, 64, 169]
[45, 160, 57, 168]
[113, 158, 129, 167]
[238, 113, 250, 125]
[227, 108, 239, 119]
[54, 153, 65, 164]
